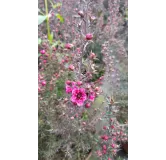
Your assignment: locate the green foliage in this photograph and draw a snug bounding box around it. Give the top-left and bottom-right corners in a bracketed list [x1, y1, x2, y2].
[55, 13, 64, 23]
[124, 9, 128, 21]
[38, 112, 57, 159]
[55, 78, 65, 99]
[38, 15, 47, 25]
[53, 2, 62, 9]
[82, 111, 88, 120]
[87, 42, 103, 62]
[38, 38, 42, 45]
[90, 68, 105, 82]
[48, 32, 54, 43]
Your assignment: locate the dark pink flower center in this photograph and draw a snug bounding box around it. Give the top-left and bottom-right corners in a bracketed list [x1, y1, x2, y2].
[77, 93, 82, 99]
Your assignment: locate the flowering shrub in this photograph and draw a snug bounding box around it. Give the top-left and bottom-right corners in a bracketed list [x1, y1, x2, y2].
[38, 0, 128, 159]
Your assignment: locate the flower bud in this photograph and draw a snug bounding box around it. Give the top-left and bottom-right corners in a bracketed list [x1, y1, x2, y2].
[40, 50, 46, 55]
[78, 10, 84, 17]
[86, 33, 93, 40]
[65, 43, 73, 49]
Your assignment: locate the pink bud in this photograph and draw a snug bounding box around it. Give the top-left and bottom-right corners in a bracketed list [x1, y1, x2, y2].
[90, 52, 96, 59]
[103, 126, 107, 130]
[70, 116, 74, 120]
[95, 87, 100, 92]
[111, 144, 116, 148]
[102, 145, 107, 150]
[65, 43, 73, 49]
[102, 149, 107, 154]
[112, 149, 117, 154]
[61, 59, 65, 63]
[43, 60, 47, 64]
[108, 158, 112, 160]
[99, 76, 104, 80]
[78, 10, 84, 17]
[90, 16, 96, 21]
[40, 50, 46, 55]
[41, 80, 46, 86]
[86, 33, 93, 40]
[112, 137, 116, 141]
[111, 125, 115, 129]
[66, 80, 71, 85]
[82, 122, 86, 125]
[77, 81, 82, 86]
[69, 64, 75, 71]
[38, 87, 41, 92]
[64, 98, 68, 103]
[85, 103, 91, 108]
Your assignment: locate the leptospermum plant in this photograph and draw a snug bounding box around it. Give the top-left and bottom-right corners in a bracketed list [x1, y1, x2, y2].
[38, 0, 128, 159]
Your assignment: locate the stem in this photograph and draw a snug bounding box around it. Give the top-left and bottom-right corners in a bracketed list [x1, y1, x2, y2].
[44, 0, 50, 38]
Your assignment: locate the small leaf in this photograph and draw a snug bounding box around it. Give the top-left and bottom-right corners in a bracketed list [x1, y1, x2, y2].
[38, 53, 41, 57]
[38, 38, 42, 45]
[56, 13, 64, 23]
[38, 15, 47, 25]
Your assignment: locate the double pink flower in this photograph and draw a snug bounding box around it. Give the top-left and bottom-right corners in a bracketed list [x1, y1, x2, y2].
[71, 88, 87, 106]
[65, 81, 96, 106]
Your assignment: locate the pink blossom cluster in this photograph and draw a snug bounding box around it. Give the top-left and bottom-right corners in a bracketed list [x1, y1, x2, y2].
[65, 80, 101, 107]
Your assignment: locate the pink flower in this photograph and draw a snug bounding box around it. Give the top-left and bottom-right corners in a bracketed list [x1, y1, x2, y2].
[86, 33, 93, 40]
[66, 85, 72, 93]
[89, 92, 96, 101]
[108, 158, 112, 160]
[71, 88, 87, 106]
